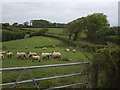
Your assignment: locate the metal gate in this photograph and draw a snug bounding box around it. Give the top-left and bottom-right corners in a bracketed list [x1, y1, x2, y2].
[0, 62, 89, 89]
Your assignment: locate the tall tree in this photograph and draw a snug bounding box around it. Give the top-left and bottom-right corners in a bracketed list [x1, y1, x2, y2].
[2, 23, 10, 29]
[12, 22, 18, 27]
[65, 17, 86, 41]
[85, 13, 109, 41]
[65, 21, 76, 40]
[31, 19, 51, 28]
[23, 21, 29, 27]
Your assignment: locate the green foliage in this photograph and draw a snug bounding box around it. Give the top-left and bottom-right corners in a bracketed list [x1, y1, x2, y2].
[2, 29, 26, 42]
[65, 17, 85, 41]
[93, 26, 120, 44]
[2, 23, 10, 29]
[30, 28, 48, 36]
[65, 13, 109, 42]
[85, 13, 109, 41]
[104, 26, 120, 36]
[23, 22, 29, 27]
[31, 19, 66, 28]
[91, 47, 120, 88]
[12, 22, 18, 27]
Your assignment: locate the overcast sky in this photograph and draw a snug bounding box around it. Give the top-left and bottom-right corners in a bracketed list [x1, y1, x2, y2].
[1, 0, 119, 26]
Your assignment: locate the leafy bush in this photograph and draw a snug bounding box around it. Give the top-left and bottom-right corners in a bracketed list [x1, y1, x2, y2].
[2, 30, 26, 42]
[90, 47, 120, 88]
[30, 28, 48, 36]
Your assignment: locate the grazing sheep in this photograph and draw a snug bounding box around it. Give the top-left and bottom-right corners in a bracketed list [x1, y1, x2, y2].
[65, 48, 70, 52]
[16, 52, 27, 60]
[27, 52, 37, 59]
[72, 49, 76, 53]
[52, 51, 61, 59]
[42, 47, 47, 50]
[31, 55, 40, 62]
[6, 51, 13, 58]
[0, 54, 4, 60]
[0, 51, 6, 55]
[41, 52, 52, 60]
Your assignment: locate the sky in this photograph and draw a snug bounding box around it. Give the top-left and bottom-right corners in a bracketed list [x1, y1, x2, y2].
[1, 0, 119, 26]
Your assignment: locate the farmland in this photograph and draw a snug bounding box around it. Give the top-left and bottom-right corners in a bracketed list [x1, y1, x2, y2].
[2, 35, 91, 88]
[1, 11, 119, 89]
[23, 28, 65, 35]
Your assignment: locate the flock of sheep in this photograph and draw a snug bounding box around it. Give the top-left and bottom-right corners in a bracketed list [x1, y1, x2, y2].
[0, 47, 76, 62]
[0, 51, 61, 62]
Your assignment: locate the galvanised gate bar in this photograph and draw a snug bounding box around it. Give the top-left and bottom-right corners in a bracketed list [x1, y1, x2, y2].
[0, 62, 89, 89]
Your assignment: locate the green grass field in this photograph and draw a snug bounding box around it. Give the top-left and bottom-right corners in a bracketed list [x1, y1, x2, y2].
[24, 28, 64, 35]
[2, 36, 91, 88]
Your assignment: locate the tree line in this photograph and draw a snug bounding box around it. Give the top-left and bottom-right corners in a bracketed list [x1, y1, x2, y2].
[65, 13, 120, 45]
[1, 19, 66, 28]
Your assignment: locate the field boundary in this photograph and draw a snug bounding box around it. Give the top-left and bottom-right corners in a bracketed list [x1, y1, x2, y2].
[0, 62, 89, 89]
[41, 34, 76, 46]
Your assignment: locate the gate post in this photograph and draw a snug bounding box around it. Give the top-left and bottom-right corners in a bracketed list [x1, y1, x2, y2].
[90, 62, 98, 88]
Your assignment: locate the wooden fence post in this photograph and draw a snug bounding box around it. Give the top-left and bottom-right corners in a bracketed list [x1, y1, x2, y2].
[90, 62, 98, 88]
[118, 60, 120, 88]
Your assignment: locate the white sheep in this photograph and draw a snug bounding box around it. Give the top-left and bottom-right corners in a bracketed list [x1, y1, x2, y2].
[16, 52, 27, 60]
[65, 48, 70, 52]
[41, 52, 52, 60]
[27, 52, 37, 59]
[0, 51, 6, 55]
[6, 51, 13, 58]
[42, 47, 47, 50]
[0, 54, 4, 60]
[72, 49, 76, 53]
[52, 51, 61, 59]
[31, 55, 40, 62]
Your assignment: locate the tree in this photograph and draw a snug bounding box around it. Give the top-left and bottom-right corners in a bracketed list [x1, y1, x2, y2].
[31, 19, 51, 28]
[73, 17, 86, 41]
[65, 17, 86, 41]
[23, 22, 29, 27]
[65, 21, 75, 40]
[18, 24, 24, 28]
[2, 23, 10, 29]
[12, 22, 18, 27]
[85, 13, 109, 41]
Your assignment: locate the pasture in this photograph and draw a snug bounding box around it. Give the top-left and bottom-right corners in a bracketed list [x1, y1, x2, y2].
[23, 28, 64, 35]
[1, 36, 91, 88]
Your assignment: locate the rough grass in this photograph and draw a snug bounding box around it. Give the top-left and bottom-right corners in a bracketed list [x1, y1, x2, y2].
[2, 36, 91, 88]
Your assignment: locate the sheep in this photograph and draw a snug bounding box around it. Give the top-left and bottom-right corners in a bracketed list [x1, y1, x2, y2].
[41, 52, 52, 60]
[72, 49, 76, 53]
[65, 48, 70, 52]
[6, 51, 13, 58]
[0, 54, 4, 60]
[0, 51, 6, 55]
[42, 47, 47, 50]
[16, 52, 27, 60]
[31, 55, 40, 62]
[27, 52, 37, 59]
[52, 51, 61, 59]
